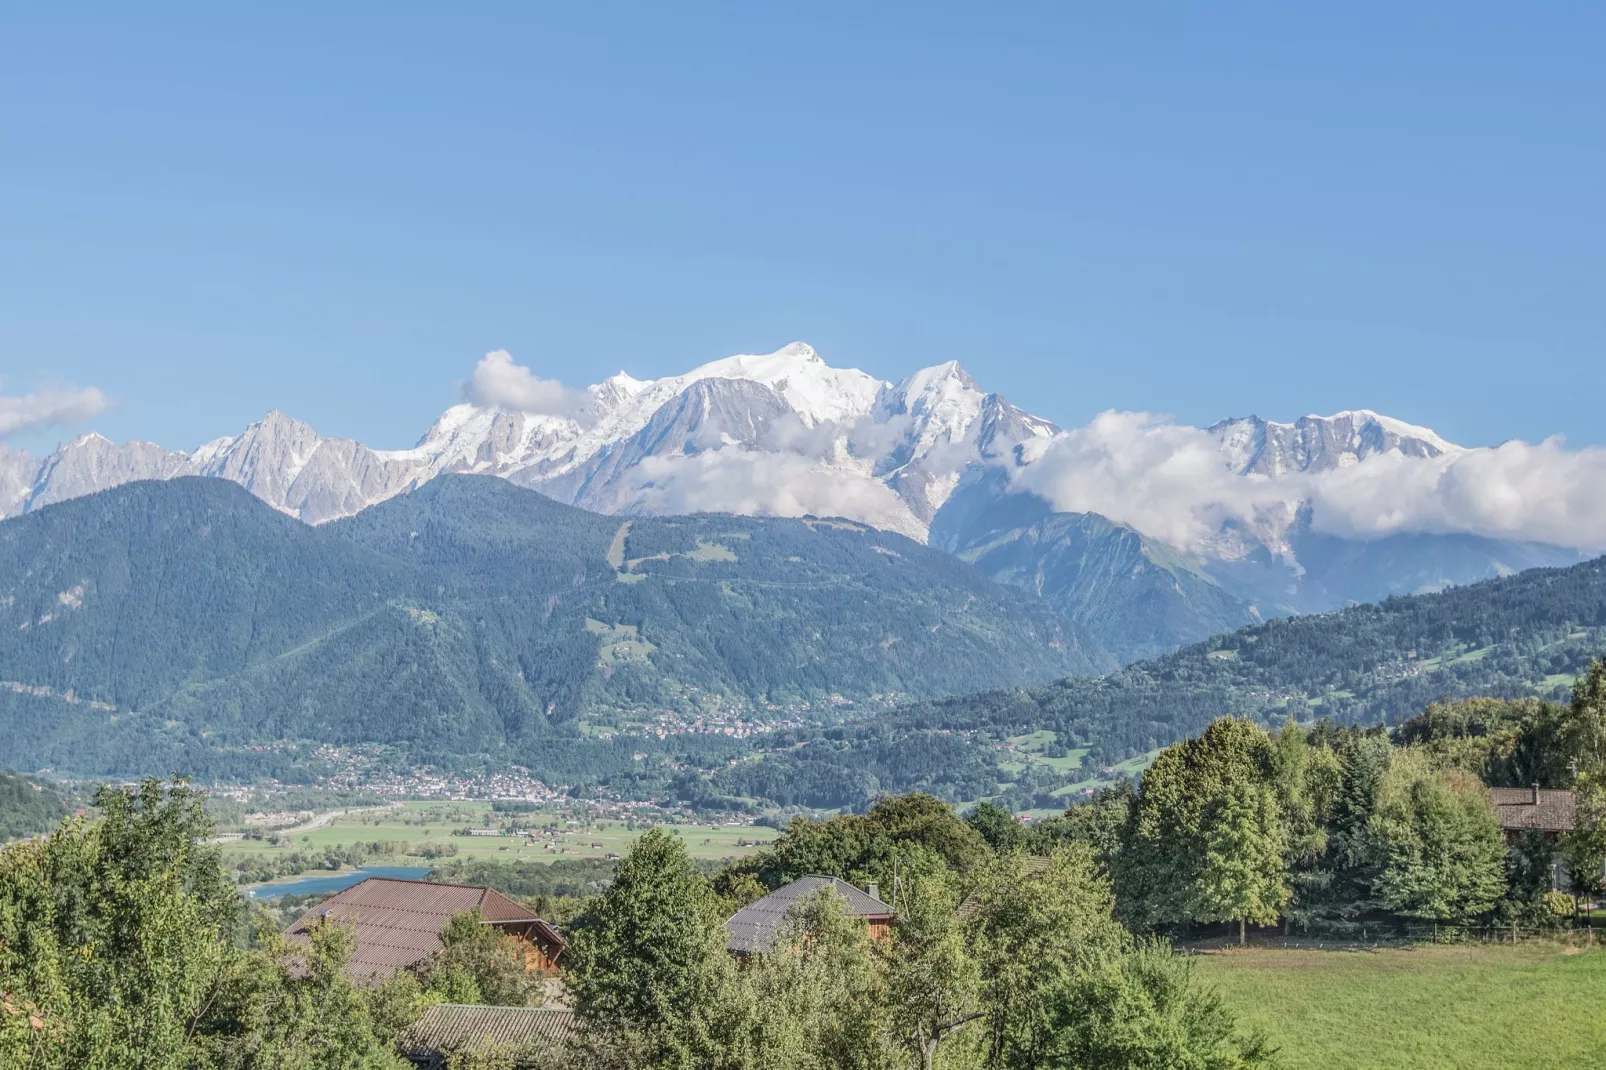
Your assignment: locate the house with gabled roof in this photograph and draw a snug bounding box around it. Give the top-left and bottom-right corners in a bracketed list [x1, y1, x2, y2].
[1489, 785, 1577, 844]
[283, 876, 565, 983]
[724, 875, 893, 954]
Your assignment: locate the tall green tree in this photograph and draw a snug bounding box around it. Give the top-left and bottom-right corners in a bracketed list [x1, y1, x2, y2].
[1565, 658, 1606, 777]
[879, 873, 979, 1070]
[1115, 718, 1279, 929]
[565, 829, 740, 1069]
[0, 778, 238, 1069]
[1192, 782, 1289, 945]
[1563, 770, 1606, 898]
[1367, 754, 1507, 923]
[736, 890, 893, 1070]
[966, 847, 1271, 1069]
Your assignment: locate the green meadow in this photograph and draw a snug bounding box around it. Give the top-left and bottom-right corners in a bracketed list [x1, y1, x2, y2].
[226, 801, 771, 872]
[1196, 943, 1606, 1070]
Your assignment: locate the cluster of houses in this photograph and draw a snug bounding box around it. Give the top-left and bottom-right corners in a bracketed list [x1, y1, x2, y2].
[286, 784, 1581, 1067]
[284, 870, 894, 1067]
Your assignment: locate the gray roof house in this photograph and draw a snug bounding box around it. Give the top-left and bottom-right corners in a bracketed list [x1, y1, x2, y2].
[1489, 786, 1577, 838]
[724, 875, 893, 954]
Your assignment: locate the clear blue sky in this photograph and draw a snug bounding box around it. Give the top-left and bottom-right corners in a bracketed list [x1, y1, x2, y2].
[2, 3, 1601, 456]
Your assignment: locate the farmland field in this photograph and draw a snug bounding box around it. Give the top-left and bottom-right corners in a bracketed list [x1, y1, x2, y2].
[1195, 943, 1606, 1069]
[226, 801, 772, 880]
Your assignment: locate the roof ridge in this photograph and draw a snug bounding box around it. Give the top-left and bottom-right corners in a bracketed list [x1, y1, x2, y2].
[359, 876, 501, 891]
[427, 1004, 573, 1013]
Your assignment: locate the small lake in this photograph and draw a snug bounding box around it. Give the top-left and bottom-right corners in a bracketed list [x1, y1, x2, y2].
[243, 865, 432, 900]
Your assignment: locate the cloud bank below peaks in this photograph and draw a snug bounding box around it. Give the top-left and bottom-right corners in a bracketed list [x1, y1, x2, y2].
[1308, 436, 1606, 549]
[0, 384, 114, 441]
[1011, 411, 1606, 552]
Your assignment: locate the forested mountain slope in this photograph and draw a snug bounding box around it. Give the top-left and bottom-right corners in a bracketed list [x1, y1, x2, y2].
[685, 555, 1606, 809]
[897, 555, 1606, 764]
[0, 771, 70, 840]
[930, 472, 1261, 663]
[0, 476, 1101, 774]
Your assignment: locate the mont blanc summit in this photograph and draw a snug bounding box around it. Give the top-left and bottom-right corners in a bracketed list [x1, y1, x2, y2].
[0, 340, 1581, 610]
[4, 344, 1051, 538]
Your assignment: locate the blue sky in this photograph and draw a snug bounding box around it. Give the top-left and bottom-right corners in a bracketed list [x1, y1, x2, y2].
[2, 3, 1601, 456]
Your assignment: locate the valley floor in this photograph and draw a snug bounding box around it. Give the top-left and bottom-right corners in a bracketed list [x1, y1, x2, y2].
[1195, 942, 1606, 1069]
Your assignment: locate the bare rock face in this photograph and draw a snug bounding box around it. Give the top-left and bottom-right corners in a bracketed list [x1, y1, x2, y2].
[25, 436, 191, 513]
[0, 445, 37, 517]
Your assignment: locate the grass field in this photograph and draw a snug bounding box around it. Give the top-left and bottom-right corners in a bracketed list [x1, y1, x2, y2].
[227, 801, 772, 869]
[1195, 943, 1606, 1069]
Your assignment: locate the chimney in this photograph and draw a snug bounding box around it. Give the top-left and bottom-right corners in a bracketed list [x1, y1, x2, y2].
[866, 882, 880, 903]
[1532, 783, 1540, 805]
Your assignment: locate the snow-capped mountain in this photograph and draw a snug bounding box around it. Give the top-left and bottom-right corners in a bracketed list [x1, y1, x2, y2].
[3, 341, 1587, 663]
[2, 343, 1055, 540]
[1210, 410, 1458, 476]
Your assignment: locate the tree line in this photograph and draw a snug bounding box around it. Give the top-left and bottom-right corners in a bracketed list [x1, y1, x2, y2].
[1078, 661, 1606, 940]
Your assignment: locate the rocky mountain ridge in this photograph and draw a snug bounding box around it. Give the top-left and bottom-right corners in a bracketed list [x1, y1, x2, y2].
[8, 343, 1577, 660]
[4, 343, 1449, 538]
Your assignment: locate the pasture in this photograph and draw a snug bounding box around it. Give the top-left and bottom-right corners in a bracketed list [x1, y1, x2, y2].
[1195, 942, 1606, 1069]
[228, 801, 773, 869]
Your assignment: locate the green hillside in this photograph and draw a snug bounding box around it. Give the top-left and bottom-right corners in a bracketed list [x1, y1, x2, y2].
[0, 771, 70, 841]
[683, 555, 1606, 808]
[930, 472, 1266, 663]
[0, 476, 1102, 775]
[901, 554, 1606, 765]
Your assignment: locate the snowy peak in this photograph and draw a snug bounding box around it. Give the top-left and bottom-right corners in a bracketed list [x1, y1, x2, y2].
[0, 342, 1472, 557]
[1210, 410, 1460, 477]
[675, 342, 883, 427]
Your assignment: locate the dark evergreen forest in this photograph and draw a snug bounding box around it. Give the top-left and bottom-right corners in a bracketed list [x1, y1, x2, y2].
[0, 476, 1095, 776]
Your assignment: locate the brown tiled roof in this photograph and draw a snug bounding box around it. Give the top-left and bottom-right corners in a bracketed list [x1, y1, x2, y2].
[1488, 787, 1576, 832]
[725, 876, 892, 954]
[284, 877, 551, 982]
[398, 1004, 574, 1066]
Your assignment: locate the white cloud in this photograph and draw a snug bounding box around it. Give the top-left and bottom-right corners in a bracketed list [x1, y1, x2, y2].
[0, 385, 113, 440]
[1009, 411, 1606, 552]
[622, 446, 926, 540]
[1308, 437, 1606, 549]
[1011, 411, 1279, 549]
[464, 350, 584, 417]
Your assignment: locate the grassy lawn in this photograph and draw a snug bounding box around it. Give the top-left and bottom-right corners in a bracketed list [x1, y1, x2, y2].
[227, 801, 772, 867]
[1195, 943, 1606, 1069]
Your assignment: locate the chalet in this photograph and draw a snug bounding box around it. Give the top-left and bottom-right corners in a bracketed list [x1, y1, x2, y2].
[283, 877, 565, 983]
[724, 875, 893, 955]
[398, 1004, 575, 1068]
[1488, 785, 1577, 845]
